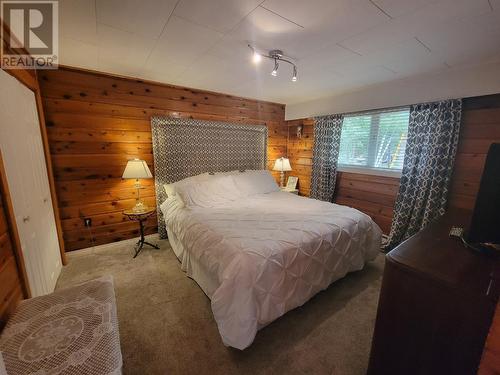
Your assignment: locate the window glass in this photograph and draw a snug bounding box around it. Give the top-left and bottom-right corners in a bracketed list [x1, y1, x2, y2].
[338, 108, 410, 172]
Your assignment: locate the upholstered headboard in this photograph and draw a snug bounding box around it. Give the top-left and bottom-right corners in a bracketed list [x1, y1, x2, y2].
[151, 116, 267, 238]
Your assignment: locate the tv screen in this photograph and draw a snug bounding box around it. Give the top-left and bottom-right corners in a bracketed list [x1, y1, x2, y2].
[467, 143, 500, 245]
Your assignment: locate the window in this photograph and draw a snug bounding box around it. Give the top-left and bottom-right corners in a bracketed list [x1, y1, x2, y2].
[338, 108, 410, 175]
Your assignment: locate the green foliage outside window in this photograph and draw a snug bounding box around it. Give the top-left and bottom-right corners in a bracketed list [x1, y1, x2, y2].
[338, 109, 409, 171]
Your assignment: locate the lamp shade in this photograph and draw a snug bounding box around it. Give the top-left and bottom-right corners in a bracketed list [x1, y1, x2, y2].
[122, 159, 153, 179]
[273, 157, 292, 172]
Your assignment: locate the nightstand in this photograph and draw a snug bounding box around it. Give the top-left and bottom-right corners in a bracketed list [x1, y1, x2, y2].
[280, 188, 299, 195]
[123, 208, 159, 258]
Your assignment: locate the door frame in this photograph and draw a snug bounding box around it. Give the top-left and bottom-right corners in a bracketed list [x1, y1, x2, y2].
[1, 22, 67, 265]
[0, 151, 31, 298]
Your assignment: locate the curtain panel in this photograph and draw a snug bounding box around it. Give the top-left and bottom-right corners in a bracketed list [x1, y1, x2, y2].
[386, 99, 462, 249]
[310, 114, 344, 202]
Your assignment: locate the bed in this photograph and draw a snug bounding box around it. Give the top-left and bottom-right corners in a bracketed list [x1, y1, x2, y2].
[159, 170, 381, 350]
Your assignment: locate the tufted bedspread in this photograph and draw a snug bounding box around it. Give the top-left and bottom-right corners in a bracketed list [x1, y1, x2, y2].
[161, 191, 381, 350]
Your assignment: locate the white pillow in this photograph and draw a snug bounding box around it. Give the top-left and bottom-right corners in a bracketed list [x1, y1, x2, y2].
[232, 170, 279, 196]
[163, 183, 175, 197]
[176, 174, 242, 208]
[163, 173, 210, 197]
[210, 170, 241, 176]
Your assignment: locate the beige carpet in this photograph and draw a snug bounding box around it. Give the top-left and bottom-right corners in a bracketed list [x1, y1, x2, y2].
[56, 235, 384, 375]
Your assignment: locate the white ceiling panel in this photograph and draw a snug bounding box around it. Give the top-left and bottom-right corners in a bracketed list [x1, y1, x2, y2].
[177, 54, 258, 92]
[227, 6, 313, 59]
[417, 19, 500, 67]
[55, 0, 500, 105]
[370, 0, 437, 18]
[406, 0, 492, 25]
[362, 38, 447, 76]
[332, 63, 398, 86]
[229, 6, 302, 43]
[261, 0, 387, 29]
[59, 0, 97, 44]
[340, 0, 492, 56]
[96, 0, 177, 38]
[206, 36, 258, 65]
[258, 0, 389, 56]
[174, 0, 263, 33]
[339, 20, 414, 56]
[59, 37, 98, 69]
[97, 24, 157, 69]
[297, 45, 361, 74]
[146, 16, 223, 68]
[460, 7, 500, 33]
[139, 63, 188, 85]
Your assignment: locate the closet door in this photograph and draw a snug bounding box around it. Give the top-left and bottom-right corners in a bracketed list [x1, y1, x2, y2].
[0, 69, 61, 296]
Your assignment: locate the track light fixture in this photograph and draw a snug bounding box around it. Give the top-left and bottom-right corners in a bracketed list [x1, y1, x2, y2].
[248, 44, 298, 82]
[252, 51, 262, 64]
[271, 59, 279, 76]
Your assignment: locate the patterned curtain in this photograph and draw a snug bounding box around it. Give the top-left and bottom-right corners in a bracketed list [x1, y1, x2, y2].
[310, 114, 344, 202]
[386, 99, 462, 250]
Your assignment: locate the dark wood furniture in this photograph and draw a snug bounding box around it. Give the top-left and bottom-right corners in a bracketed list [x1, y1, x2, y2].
[368, 210, 499, 375]
[123, 208, 159, 258]
[478, 302, 500, 374]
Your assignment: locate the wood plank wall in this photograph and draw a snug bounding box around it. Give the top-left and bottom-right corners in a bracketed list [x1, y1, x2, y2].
[39, 67, 287, 251]
[448, 94, 500, 212]
[285, 93, 500, 234]
[286, 118, 398, 233]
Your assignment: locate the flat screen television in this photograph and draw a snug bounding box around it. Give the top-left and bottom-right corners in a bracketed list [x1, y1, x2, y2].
[467, 143, 500, 245]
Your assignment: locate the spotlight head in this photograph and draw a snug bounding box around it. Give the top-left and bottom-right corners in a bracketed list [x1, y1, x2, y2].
[271, 59, 279, 77]
[292, 66, 297, 82]
[252, 52, 261, 64]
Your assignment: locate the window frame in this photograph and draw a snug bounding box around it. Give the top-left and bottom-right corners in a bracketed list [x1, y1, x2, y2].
[337, 107, 410, 178]
[337, 165, 403, 178]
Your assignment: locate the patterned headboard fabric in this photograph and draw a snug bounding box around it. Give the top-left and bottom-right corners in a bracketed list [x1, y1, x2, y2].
[151, 116, 267, 238]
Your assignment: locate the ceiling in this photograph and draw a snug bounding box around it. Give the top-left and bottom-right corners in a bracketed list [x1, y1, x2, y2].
[57, 0, 500, 104]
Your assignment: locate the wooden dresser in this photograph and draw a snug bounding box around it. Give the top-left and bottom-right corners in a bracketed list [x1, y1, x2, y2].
[368, 210, 499, 375]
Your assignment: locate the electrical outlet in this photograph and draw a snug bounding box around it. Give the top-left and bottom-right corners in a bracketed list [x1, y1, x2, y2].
[84, 218, 92, 227]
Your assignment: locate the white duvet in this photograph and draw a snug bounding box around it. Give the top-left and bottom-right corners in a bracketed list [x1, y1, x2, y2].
[161, 191, 381, 350]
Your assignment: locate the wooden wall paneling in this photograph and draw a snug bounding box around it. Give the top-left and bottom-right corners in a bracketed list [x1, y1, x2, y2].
[286, 118, 400, 234]
[448, 94, 500, 212]
[286, 118, 314, 196]
[39, 67, 287, 251]
[335, 172, 399, 233]
[285, 93, 500, 234]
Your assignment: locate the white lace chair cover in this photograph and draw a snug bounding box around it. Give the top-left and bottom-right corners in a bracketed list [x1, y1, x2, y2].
[0, 276, 122, 375]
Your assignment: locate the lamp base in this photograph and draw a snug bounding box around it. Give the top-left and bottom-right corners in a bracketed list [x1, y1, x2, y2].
[280, 171, 285, 188]
[132, 201, 148, 213]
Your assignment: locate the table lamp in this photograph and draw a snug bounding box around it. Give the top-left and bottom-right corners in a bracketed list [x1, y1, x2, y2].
[273, 157, 292, 188]
[122, 159, 153, 213]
